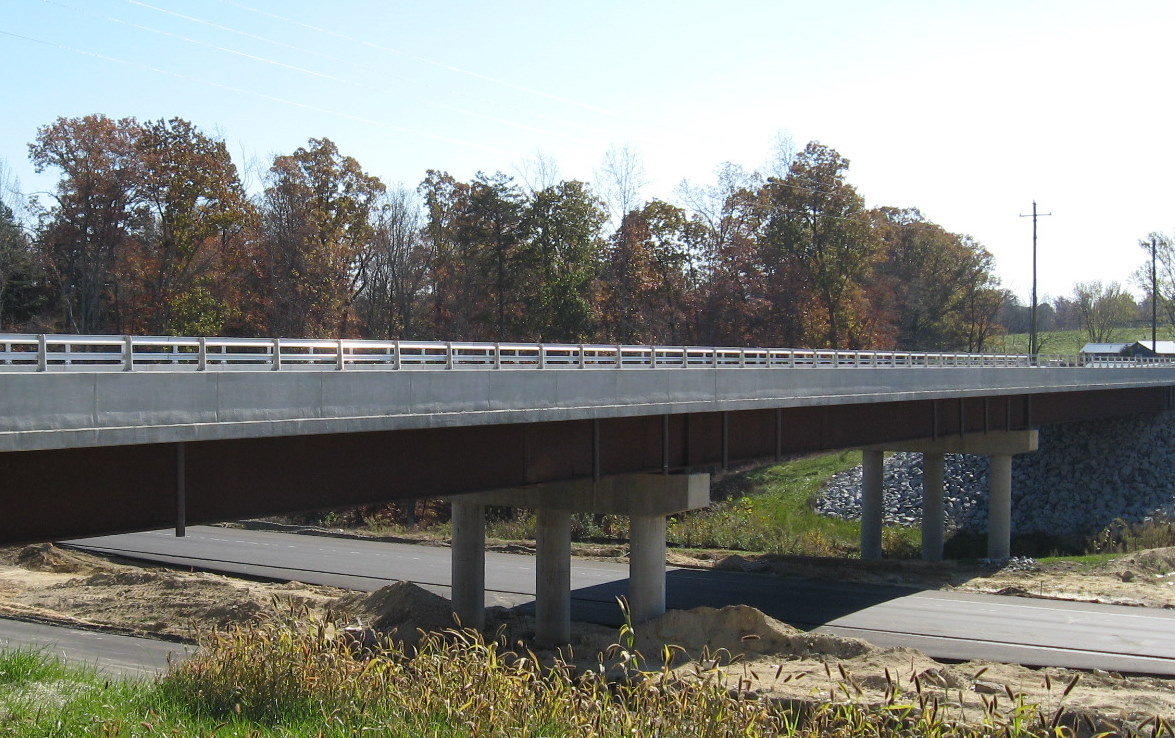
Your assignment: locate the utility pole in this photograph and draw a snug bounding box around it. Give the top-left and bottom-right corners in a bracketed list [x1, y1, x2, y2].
[1019, 201, 1052, 358]
[1151, 235, 1158, 352]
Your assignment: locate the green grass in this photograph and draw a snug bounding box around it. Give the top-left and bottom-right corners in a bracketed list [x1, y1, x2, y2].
[1037, 552, 1119, 567]
[991, 328, 1170, 356]
[669, 452, 921, 558]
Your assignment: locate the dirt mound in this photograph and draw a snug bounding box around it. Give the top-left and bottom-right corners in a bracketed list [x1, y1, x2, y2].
[331, 582, 455, 644]
[1114, 547, 1175, 573]
[12, 544, 114, 575]
[631, 605, 874, 661]
[79, 571, 163, 587]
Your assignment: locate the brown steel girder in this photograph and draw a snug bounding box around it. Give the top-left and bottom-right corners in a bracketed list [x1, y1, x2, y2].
[0, 386, 1168, 545]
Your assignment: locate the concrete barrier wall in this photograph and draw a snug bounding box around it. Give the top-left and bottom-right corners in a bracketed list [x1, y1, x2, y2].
[2, 366, 1174, 452]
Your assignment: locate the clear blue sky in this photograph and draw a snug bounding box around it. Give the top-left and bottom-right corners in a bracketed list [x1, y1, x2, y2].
[2, 0, 1172, 302]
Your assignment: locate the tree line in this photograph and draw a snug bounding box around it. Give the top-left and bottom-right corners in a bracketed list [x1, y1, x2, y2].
[2, 114, 1013, 350]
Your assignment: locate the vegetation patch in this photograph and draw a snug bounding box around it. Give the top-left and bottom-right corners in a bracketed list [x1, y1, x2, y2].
[3, 612, 1169, 737]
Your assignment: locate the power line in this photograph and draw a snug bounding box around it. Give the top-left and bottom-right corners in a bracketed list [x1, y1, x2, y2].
[1019, 201, 1052, 357]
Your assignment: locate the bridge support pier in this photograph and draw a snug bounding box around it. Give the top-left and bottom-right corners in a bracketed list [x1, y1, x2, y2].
[452, 473, 709, 646]
[859, 430, 1037, 561]
[629, 514, 667, 622]
[536, 508, 572, 646]
[921, 453, 946, 561]
[860, 450, 884, 560]
[450, 501, 486, 631]
[987, 454, 1013, 559]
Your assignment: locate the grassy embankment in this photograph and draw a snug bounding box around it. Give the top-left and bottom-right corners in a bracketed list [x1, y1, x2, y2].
[0, 616, 1131, 737]
[990, 329, 1170, 355]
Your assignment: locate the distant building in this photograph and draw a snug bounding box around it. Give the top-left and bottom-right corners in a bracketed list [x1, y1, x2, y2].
[1080, 341, 1175, 360]
[1130, 341, 1175, 357]
[1080, 342, 1132, 357]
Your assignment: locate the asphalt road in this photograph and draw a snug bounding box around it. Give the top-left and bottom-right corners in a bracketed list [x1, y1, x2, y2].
[0, 618, 190, 678]
[57, 526, 1175, 677]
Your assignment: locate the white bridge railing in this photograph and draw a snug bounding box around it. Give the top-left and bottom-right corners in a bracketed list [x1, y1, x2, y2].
[0, 333, 1171, 372]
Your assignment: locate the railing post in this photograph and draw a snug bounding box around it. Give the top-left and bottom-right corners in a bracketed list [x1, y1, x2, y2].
[578, 344, 586, 368]
[197, 338, 207, 372]
[615, 345, 622, 368]
[539, 343, 546, 369]
[123, 335, 134, 372]
[494, 342, 501, 369]
[649, 345, 657, 368]
[712, 347, 718, 368]
[37, 334, 47, 372]
[336, 339, 345, 371]
[393, 340, 401, 370]
[272, 338, 281, 371]
[446, 341, 454, 369]
[739, 348, 745, 368]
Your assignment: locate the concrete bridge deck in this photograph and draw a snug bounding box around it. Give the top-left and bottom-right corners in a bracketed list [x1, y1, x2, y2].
[3, 334, 1174, 452]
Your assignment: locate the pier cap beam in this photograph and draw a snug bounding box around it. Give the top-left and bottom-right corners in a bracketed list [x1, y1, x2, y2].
[862, 429, 1038, 456]
[452, 472, 710, 516]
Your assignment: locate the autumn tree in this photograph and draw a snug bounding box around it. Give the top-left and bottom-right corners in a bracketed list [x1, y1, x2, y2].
[126, 118, 251, 335]
[1073, 281, 1137, 343]
[954, 240, 1004, 352]
[418, 171, 531, 341]
[871, 207, 1002, 350]
[677, 163, 769, 345]
[255, 138, 384, 337]
[29, 115, 141, 333]
[761, 142, 879, 348]
[355, 185, 429, 339]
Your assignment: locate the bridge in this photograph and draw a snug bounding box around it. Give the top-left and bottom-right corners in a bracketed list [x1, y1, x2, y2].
[3, 333, 1175, 643]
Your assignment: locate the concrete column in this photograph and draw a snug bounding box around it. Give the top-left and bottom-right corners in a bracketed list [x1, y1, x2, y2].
[450, 501, 486, 631]
[987, 454, 1013, 559]
[628, 514, 667, 622]
[921, 452, 945, 561]
[535, 507, 572, 646]
[860, 450, 884, 560]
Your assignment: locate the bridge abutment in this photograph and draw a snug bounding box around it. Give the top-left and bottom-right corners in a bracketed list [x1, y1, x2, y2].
[451, 473, 709, 645]
[859, 430, 1038, 560]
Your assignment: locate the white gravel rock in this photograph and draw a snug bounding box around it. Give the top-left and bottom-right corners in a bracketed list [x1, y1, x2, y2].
[816, 411, 1175, 535]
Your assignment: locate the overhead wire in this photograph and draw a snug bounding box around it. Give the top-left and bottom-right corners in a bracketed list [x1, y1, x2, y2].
[33, 0, 594, 147]
[124, 0, 345, 64]
[116, 0, 599, 145]
[221, 0, 617, 117]
[0, 27, 510, 156]
[217, 0, 706, 144]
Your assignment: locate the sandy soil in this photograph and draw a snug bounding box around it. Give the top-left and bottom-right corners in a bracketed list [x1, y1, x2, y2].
[700, 547, 1175, 609]
[0, 541, 1171, 732]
